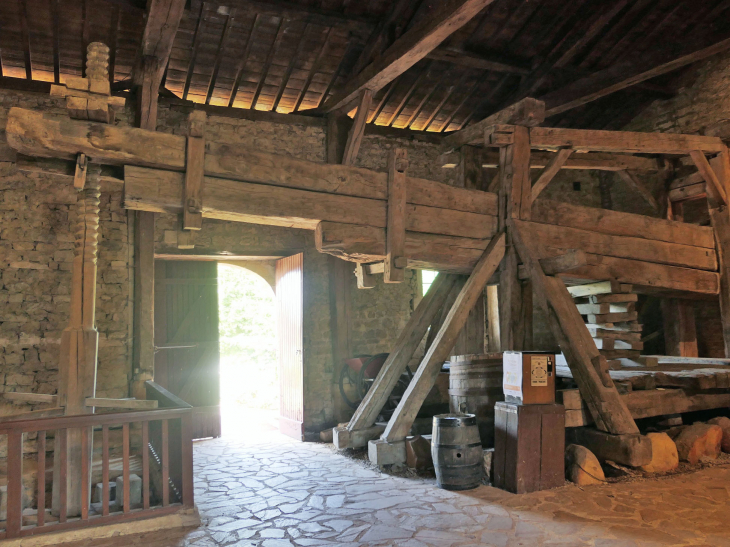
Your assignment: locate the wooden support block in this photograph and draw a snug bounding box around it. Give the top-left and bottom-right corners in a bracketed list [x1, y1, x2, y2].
[567, 428, 652, 467]
[355, 262, 376, 289]
[368, 438, 406, 467]
[576, 302, 634, 314]
[385, 148, 407, 283]
[333, 424, 386, 449]
[183, 112, 206, 230]
[73, 153, 88, 190]
[3, 392, 59, 404]
[177, 230, 195, 249]
[67, 96, 88, 119]
[598, 349, 641, 360]
[557, 389, 583, 410]
[539, 249, 587, 275]
[589, 293, 638, 304]
[382, 233, 506, 443]
[586, 311, 638, 324]
[567, 280, 626, 297]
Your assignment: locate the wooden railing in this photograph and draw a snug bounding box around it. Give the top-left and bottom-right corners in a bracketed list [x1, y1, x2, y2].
[0, 401, 193, 539]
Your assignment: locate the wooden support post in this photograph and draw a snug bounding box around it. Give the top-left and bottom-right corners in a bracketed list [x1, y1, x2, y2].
[183, 111, 206, 230]
[511, 223, 639, 436]
[487, 284, 501, 352]
[499, 126, 532, 350]
[337, 273, 459, 448]
[385, 148, 407, 283]
[662, 299, 698, 357]
[709, 150, 730, 356]
[341, 89, 373, 166]
[378, 233, 505, 450]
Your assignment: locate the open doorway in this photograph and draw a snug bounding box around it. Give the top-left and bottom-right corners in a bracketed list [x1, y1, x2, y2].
[217, 263, 278, 438]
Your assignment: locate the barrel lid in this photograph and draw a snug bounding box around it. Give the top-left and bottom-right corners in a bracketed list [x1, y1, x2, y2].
[433, 413, 477, 427]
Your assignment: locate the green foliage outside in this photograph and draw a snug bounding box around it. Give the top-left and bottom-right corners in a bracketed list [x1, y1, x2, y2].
[217, 264, 278, 410]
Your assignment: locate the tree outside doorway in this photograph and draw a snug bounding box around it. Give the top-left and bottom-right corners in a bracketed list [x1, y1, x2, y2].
[217, 263, 278, 437]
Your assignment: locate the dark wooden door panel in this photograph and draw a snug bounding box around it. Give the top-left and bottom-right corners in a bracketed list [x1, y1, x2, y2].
[154, 261, 221, 439]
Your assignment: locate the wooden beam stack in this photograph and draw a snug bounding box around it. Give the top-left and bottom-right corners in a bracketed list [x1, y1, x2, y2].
[568, 281, 643, 364]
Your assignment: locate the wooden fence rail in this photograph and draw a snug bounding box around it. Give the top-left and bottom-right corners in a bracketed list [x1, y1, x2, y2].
[0, 405, 193, 539]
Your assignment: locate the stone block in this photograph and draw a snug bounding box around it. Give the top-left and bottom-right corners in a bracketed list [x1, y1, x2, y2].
[708, 416, 730, 452]
[405, 435, 432, 470]
[115, 474, 142, 506]
[93, 482, 116, 504]
[565, 444, 604, 486]
[640, 433, 678, 474]
[368, 439, 406, 467]
[674, 424, 722, 464]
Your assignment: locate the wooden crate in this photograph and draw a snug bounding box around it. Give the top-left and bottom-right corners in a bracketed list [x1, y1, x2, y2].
[493, 402, 565, 494]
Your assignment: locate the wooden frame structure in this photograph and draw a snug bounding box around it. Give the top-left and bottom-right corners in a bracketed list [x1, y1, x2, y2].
[6, 90, 730, 466]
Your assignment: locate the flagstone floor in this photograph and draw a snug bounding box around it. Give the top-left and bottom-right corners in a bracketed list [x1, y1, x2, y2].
[66, 430, 730, 547]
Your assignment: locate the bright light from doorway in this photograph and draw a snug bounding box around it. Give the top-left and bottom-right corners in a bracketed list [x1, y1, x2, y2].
[217, 263, 278, 437]
[422, 270, 439, 296]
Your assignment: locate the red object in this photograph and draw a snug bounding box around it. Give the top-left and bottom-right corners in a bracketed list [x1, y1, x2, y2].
[344, 354, 389, 378]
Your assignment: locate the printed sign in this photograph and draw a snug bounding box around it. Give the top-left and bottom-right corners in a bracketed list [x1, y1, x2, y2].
[530, 355, 549, 386]
[503, 352, 523, 399]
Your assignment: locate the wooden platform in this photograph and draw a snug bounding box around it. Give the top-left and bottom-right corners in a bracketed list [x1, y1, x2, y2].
[557, 355, 730, 427]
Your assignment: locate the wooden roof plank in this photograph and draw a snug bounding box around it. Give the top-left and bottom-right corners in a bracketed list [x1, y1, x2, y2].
[204, 8, 236, 105]
[182, 2, 207, 101]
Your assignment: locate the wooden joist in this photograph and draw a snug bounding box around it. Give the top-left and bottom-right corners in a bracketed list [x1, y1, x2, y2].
[475, 150, 662, 172]
[3, 393, 58, 405]
[85, 398, 158, 410]
[322, 0, 496, 112]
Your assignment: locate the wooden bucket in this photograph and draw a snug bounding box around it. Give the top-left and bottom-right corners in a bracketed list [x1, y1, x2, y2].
[431, 413, 483, 491]
[448, 354, 504, 447]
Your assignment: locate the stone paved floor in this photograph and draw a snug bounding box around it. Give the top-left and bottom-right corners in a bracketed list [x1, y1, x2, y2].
[65, 431, 730, 547]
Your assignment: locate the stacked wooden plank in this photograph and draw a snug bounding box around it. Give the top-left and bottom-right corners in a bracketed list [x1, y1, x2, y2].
[567, 280, 644, 363]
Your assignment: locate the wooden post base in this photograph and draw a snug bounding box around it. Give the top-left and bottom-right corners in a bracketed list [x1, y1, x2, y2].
[368, 439, 407, 466]
[568, 428, 652, 467]
[333, 424, 385, 450]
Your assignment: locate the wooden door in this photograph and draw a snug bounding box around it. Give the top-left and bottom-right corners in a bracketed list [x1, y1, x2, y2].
[276, 254, 305, 440]
[154, 260, 221, 439]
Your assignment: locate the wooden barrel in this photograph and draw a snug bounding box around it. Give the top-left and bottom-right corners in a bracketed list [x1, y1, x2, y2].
[431, 413, 483, 491]
[448, 354, 504, 447]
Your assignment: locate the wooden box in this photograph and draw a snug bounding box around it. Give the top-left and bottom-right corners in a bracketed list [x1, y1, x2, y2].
[503, 352, 556, 404]
[492, 402, 565, 494]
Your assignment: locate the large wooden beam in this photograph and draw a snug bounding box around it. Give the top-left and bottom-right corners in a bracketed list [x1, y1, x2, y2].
[511, 225, 639, 436]
[497, 127, 725, 155]
[441, 98, 545, 152]
[531, 199, 715, 249]
[124, 166, 496, 240]
[516, 220, 717, 271]
[380, 233, 506, 443]
[336, 273, 460, 448]
[341, 89, 373, 166]
[322, 0, 495, 112]
[133, 0, 186, 130]
[540, 36, 730, 118]
[7, 108, 497, 217]
[709, 151, 730, 356]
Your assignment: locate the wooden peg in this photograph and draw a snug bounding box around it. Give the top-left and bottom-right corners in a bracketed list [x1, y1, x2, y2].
[74, 153, 88, 190]
[356, 263, 376, 289]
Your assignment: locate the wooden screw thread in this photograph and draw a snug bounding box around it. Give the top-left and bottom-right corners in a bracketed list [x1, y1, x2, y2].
[86, 42, 110, 81]
[74, 165, 101, 329]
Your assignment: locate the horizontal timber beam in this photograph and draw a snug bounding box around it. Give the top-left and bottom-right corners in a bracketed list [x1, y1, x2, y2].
[124, 166, 497, 240]
[6, 108, 494, 215]
[322, 0, 495, 112]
